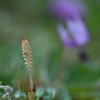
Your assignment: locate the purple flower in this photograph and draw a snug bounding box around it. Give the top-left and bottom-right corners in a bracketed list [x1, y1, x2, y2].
[57, 23, 74, 47]
[48, 0, 89, 47]
[57, 18, 89, 47]
[66, 18, 89, 47]
[48, 0, 90, 64]
[49, 0, 85, 20]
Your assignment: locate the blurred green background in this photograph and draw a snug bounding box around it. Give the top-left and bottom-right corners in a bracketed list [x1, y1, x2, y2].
[0, 0, 100, 99]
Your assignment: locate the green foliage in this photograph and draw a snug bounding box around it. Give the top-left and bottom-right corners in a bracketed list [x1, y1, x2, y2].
[0, 0, 100, 99]
[36, 82, 44, 100]
[48, 92, 52, 100]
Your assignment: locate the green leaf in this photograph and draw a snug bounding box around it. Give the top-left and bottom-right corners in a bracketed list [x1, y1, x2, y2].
[36, 81, 44, 100]
[48, 92, 52, 100]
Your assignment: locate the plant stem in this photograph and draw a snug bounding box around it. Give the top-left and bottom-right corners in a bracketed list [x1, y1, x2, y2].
[28, 69, 36, 100]
[28, 69, 33, 91]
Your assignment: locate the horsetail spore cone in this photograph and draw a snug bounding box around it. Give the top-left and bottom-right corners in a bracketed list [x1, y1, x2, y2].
[22, 38, 33, 69]
[22, 38, 36, 100]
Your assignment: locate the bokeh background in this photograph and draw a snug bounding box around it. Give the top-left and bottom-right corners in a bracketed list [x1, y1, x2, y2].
[0, 0, 100, 99]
